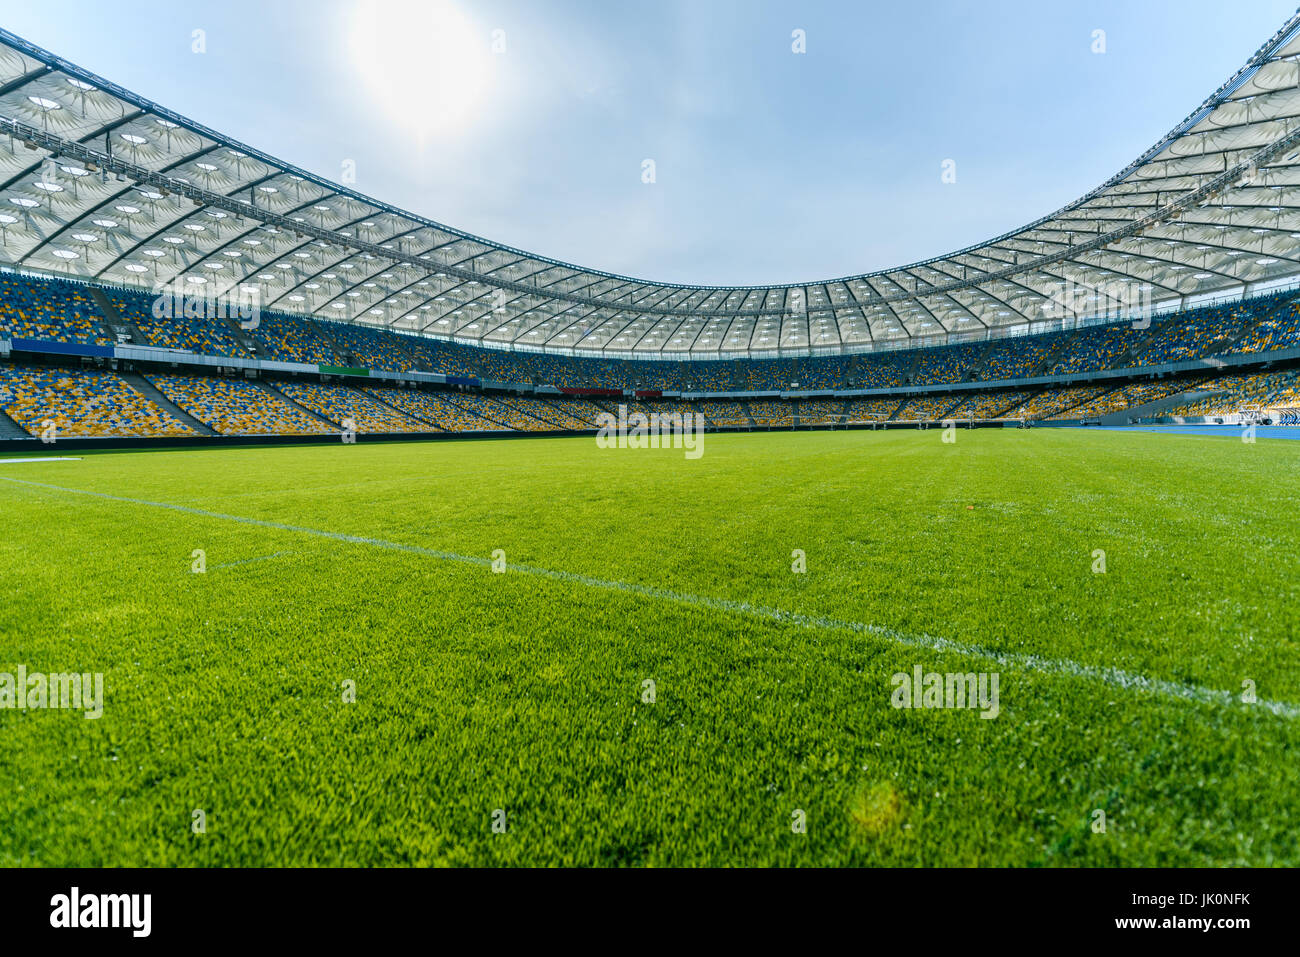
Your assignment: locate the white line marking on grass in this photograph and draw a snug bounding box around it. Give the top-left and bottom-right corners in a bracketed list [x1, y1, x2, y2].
[4, 474, 1296, 720]
[0, 457, 82, 463]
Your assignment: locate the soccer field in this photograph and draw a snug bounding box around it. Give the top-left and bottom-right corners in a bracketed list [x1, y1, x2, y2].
[1, 429, 1297, 866]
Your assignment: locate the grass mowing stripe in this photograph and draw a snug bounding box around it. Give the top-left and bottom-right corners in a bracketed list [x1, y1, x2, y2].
[1033, 711, 1193, 866]
[212, 551, 293, 570]
[3, 473, 1296, 720]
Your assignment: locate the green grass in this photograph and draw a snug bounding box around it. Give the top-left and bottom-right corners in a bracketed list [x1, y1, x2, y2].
[1, 428, 1297, 866]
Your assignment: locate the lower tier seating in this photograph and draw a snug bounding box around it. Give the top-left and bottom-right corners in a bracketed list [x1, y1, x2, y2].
[492, 395, 603, 430]
[0, 360, 1294, 439]
[748, 400, 796, 426]
[892, 394, 959, 420]
[1010, 385, 1114, 420]
[443, 392, 536, 430]
[1160, 369, 1300, 417]
[0, 364, 192, 437]
[694, 400, 751, 427]
[274, 381, 429, 433]
[1062, 378, 1208, 419]
[798, 399, 848, 424]
[947, 391, 1029, 419]
[843, 397, 903, 421]
[149, 373, 328, 435]
[364, 387, 499, 431]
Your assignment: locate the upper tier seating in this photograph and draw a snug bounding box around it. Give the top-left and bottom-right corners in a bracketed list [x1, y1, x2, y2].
[981, 334, 1056, 380]
[250, 313, 342, 365]
[1130, 306, 1245, 365]
[850, 352, 908, 389]
[0, 274, 110, 346]
[108, 287, 244, 355]
[911, 343, 985, 385]
[1226, 299, 1300, 356]
[325, 321, 424, 372]
[1047, 323, 1146, 373]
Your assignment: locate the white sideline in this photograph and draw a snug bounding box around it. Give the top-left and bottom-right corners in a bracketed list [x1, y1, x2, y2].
[0, 457, 81, 463]
[2, 474, 1296, 720]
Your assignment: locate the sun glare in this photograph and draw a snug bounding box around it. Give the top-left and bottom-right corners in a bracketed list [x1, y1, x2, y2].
[348, 0, 493, 139]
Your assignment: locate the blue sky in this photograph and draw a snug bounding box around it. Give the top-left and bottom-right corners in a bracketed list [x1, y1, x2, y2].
[4, 0, 1296, 285]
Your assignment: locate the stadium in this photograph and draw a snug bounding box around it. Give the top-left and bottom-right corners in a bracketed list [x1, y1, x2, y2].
[1, 1, 1298, 878]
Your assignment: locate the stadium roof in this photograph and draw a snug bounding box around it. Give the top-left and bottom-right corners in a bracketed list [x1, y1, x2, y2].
[3, 15, 1300, 359]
